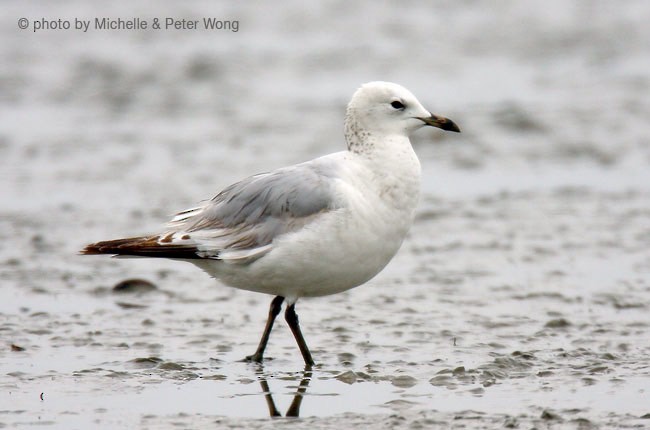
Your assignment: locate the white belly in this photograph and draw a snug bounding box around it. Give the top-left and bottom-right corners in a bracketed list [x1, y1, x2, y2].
[194, 206, 410, 301]
[193, 151, 421, 303]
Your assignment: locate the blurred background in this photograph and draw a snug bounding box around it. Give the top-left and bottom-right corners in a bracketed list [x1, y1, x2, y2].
[1, 1, 649, 428]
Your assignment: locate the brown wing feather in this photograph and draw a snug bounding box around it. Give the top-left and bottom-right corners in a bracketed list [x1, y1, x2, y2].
[81, 235, 204, 259]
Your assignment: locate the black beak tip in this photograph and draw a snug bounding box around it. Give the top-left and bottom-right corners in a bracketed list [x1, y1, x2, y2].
[443, 119, 461, 133]
[421, 115, 461, 133]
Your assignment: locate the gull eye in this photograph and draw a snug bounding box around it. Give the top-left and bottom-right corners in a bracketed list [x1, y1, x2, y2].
[390, 100, 405, 110]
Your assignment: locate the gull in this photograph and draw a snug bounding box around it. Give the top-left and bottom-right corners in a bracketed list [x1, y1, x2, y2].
[82, 81, 460, 367]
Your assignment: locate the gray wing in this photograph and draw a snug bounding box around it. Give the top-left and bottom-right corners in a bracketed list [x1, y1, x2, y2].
[164, 161, 341, 263]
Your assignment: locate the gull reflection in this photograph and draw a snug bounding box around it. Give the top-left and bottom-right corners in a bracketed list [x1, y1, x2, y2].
[257, 366, 312, 417]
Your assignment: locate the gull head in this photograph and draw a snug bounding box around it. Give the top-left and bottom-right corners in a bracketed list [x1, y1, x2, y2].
[344, 81, 460, 151]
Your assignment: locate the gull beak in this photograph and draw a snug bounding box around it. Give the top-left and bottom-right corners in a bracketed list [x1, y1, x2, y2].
[419, 113, 461, 133]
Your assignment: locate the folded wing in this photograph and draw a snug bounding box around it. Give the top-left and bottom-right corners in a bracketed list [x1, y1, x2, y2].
[82, 161, 340, 264]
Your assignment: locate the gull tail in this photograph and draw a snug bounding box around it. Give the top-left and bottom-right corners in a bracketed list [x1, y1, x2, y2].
[81, 235, 203, 259]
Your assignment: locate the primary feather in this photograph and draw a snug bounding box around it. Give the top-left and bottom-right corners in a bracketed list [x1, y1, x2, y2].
[82, 158, 340, 264]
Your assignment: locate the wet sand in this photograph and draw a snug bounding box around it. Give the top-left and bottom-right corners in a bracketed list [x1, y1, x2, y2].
[2, 1, 650, 428]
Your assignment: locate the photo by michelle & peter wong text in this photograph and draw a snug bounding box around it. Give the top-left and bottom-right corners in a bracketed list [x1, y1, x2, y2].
[19, 17, 240, 33]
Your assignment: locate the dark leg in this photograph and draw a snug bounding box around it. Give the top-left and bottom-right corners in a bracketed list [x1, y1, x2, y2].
[285, 304, 315, 367]
[259, 378, 281, 417]
[285, 367, 312, 417]
[245, 296, 284, 363]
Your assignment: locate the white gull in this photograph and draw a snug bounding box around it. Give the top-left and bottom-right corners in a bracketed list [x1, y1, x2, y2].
[82, 81, 461, 367]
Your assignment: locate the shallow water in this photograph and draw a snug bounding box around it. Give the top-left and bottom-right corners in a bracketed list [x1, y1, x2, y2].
[2, 1, 650, 428]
